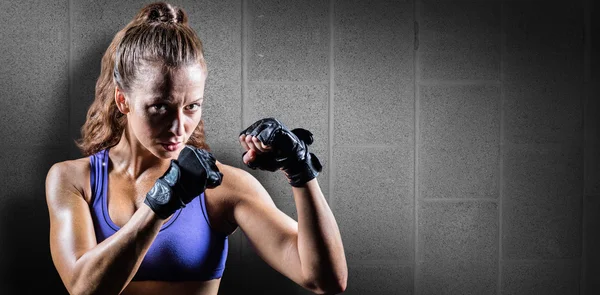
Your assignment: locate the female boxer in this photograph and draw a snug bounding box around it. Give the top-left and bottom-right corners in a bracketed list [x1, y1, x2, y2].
[45, 2, 347, 294]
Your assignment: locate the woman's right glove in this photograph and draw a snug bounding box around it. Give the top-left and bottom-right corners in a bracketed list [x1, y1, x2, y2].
[144, 146, 223, 219]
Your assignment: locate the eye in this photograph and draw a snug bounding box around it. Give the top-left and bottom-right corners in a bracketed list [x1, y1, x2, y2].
[185, 103, 202, 111]
[150, 103, 168, 113]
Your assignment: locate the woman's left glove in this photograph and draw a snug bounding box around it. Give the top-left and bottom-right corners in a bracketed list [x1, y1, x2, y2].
[239, 118, 323, 187]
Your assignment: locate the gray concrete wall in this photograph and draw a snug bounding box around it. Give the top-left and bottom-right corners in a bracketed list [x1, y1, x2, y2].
[0, 0, 596, 294]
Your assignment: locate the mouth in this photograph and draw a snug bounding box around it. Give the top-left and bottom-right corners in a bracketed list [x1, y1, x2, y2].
[160, 142, 182, 152]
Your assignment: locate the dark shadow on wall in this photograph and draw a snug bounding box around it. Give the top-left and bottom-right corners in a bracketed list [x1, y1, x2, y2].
[0, 171, 69, 293]
[239, 258, 316, 295]
[0, 29, 115, 295]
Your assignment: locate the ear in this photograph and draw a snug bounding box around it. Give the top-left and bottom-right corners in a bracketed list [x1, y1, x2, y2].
[114, 86, 130, 114]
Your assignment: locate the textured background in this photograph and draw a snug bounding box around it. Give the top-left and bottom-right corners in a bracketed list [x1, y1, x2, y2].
[0, 0, 597, 294]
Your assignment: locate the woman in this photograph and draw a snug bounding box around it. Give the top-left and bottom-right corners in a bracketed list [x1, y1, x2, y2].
[45, 2, 347, 295]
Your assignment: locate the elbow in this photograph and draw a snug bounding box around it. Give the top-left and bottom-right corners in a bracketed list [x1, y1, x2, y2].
[67, 268, 91, 295]
[66, 273, 81, 295]
[68, 282, 84, 295]
[305, 271, 348, 295]
[69, 278, 115, 295]
[69, 279, 91, 295]
[310, 280, 347, 295]
[322, 277, 347, 295]
[68, 273, 101, 295]
[69, 284, 106, 295]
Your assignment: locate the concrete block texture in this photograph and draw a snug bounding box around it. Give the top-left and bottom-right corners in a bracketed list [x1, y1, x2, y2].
[176, 0, 242, 83]
[585, 141, 600, 196]
[333, 146, 414, 262]
[334, 0, 414, 146]
[70, 0, 241, 145]
[417, 201, 498, 295]
[0, 148, 69, 197]
[418, 0, 501, 81]
[345, 264, 414, 295]
[334, 84, 415, 146]
[503, 0, 584, 144]
[503, 144, 582, 259]
[585, 3, 600, 196]
[419, 85, 500, 199]
[504, 82, 583, 145]
[0, 0, 70, 148]
[504, 0, 584, 55]
[501, 260, 580, 295]
[246, 84, 328, 147]
[334, 0, 413, 86]
[503, 0, 583, 84]
[503, 52, 583, 87]
[248, 0, 329, 82]
[202, 81, 242, 149]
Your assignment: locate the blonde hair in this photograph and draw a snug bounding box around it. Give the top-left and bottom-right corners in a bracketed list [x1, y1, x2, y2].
[76, 2, 210, 156]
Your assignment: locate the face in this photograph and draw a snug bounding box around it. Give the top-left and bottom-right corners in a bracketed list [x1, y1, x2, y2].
[116, 63, 206, 158]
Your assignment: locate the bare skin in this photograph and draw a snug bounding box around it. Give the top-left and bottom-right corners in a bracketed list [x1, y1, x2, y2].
[46, 63, 347, 295]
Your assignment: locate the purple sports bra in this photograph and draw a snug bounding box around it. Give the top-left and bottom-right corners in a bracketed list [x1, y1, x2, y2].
[89, 148, 228, 281]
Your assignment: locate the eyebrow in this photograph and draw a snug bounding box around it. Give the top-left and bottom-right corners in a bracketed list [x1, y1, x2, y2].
[150, 97, 203, 103]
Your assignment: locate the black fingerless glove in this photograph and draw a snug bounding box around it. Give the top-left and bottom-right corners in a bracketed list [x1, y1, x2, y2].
[144, 146, 223, 219]
[240, 118, 323, 187]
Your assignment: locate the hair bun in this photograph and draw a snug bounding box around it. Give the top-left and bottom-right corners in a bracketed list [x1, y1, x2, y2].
[145, 2, 184, 24]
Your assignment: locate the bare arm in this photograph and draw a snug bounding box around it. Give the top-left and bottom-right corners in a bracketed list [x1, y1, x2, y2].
[46, 161, 164, 295]
[227, 165, 347, 294]
[292, 178, 347, 293]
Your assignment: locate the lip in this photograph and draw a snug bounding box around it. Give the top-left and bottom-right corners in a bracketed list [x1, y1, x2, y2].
[160, 141, 182, 151]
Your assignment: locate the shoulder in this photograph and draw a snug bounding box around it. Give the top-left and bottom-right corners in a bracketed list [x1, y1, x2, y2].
[214, 161, 262, 197]
[213, 160, 271, 204]
[210, 160, 275, 224]
[46, 156, 93, 205]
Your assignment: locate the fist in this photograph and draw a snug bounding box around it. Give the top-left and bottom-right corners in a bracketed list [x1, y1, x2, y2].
[144, 146, 223, 219]
[238, 118, 322, 187]
[177, 145, 223, 198]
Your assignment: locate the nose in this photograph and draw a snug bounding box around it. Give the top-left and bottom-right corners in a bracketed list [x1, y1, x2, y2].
[169, 108, 185, 137]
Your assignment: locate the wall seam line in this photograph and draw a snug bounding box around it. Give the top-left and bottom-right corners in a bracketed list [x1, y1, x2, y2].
[328, 0, 335, 211]
[68, 0, 73, 153]
[240, 0, 248, 265]
[498, 1, 505, 294]
[413, 0, 420, 293]
[581, 0, 592, 293]
[241, 0, 248, 129]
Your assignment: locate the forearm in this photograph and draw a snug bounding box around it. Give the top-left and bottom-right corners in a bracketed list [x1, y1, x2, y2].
[70, 205, 164, 295]
[292, 178, 347, 293]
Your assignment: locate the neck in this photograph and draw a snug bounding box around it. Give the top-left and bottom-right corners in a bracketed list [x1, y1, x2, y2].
[110, 128, 172, 179]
